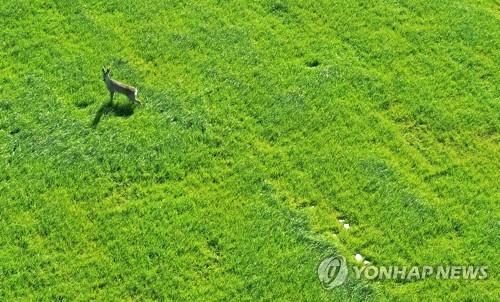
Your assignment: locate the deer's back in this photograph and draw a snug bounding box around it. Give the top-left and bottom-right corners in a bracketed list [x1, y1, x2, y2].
[109, 79, 137, 96]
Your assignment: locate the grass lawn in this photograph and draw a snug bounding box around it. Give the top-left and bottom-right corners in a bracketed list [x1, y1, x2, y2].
[0, 0, 498, 300]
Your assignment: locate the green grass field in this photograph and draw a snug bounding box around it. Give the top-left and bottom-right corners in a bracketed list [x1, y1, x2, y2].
[0, 0, 499, 300]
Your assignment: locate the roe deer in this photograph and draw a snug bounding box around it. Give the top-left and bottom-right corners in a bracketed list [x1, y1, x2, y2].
[102, 67, 142, 105]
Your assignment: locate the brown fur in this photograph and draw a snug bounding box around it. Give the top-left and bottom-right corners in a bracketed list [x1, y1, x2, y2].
[102, 67, 142, 105]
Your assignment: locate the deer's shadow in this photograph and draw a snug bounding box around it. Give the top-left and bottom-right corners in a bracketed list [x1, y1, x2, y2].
[92, 100, 135, 127]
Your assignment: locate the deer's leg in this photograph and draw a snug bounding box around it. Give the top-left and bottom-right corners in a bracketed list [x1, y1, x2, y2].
[127, 95, 135, 105]
[131, 90, 142, 106]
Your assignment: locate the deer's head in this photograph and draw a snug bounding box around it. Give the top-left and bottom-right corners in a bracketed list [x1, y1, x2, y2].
[102, 67, 111, 81]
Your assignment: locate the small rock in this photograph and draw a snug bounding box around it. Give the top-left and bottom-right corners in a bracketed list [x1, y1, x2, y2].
[338, 219, 345, 223]
[343, 223, 350, 229]
[354, 254, 363, 262]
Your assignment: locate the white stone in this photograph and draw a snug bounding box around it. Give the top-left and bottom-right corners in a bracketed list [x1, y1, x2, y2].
[343, 223, 350, 229]
[354, 254, 363, 262]
[338, 219, 345, 223]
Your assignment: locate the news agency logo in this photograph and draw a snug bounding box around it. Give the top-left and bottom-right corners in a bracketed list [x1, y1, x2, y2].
[317, 255, 348, 289]
[318, 254, 488, 290]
